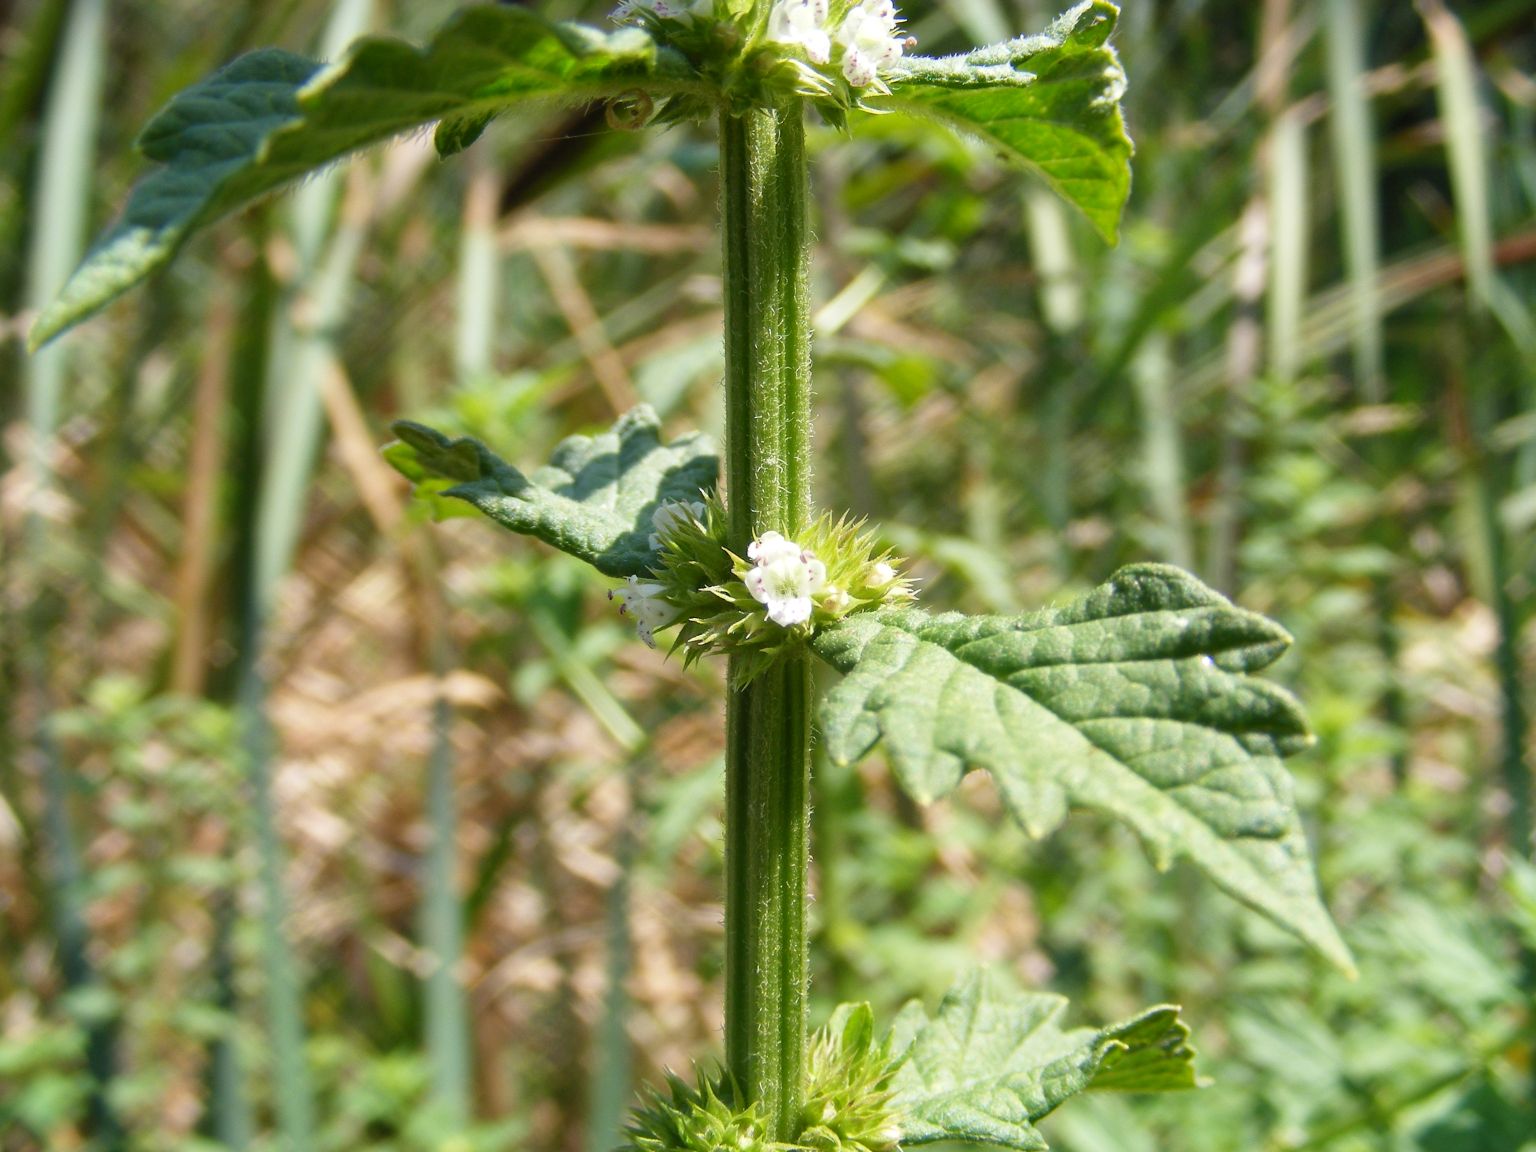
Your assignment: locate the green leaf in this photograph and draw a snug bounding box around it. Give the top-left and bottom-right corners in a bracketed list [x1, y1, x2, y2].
[811, 563, 1354, 973]
[888, 971, 1196, 1150]
[876, 0, 1133, 243]
[29, 8, 699, 348]
[386, 406, 718, 579]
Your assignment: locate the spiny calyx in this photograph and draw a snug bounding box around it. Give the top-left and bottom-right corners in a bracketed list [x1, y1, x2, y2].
[607, 496, 914, 678]
[619, 1007, 906, 1152]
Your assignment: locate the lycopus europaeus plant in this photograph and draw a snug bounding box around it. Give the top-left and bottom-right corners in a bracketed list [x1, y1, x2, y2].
[31, 1, 1352, 1147]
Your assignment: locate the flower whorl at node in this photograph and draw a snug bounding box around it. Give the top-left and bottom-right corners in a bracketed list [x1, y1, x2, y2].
[621, 1068, 773, 1152]
[610, 0, 913, 108]
[798, 1007, 906, 1152]
[618, 1010, 905, 1152]
[608, 495, 913, 678]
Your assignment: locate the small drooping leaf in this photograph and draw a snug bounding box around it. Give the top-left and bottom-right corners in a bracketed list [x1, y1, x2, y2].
[888, 971, 1197, 1150]
[811, 563, 1354, 972]
[876, 0, 1132, 242]
[386, 406, 718, 579]
[30, 8, 700, 347]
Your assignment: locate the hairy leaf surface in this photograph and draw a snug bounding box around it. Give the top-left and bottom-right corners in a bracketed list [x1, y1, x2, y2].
[812, 564, 1353, 971]
[30, 8, 695, 347]
[878, 0, 1132, 242]
[888, 972, 1196, 1150]
[386, 406, 717, 578]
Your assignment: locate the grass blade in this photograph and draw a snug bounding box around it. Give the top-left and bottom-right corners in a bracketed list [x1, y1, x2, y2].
[24, 0, 105, 480]
[1420, 0, 1493, 311]
[1266, 107, 1308, 385]
[1130, 331, 1193, 570]
[1324, 0, 1385, 400]
[20, 0, 119, 1143]
[456, 148, 500, 384]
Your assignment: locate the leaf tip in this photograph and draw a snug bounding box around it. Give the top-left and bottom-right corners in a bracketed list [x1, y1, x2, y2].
[1324, 936, 1360, 981]
[27, 287, 93, 352]
[434, 110, 496, 158]
[25, 317, 55, 355]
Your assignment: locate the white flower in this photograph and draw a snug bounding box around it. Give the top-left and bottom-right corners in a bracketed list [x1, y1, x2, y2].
[744, 531, 827, 627]
[649, 499, 706, 551]
[872, 560, 896, 585]
[835, 0, 908, 86]
[767, 0, 832, 64]
[609, 576, 682, 648]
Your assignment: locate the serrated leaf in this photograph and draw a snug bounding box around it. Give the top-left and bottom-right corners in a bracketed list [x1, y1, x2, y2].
[889, 972, 1196, 1150]
[811, 563, 1354, 972]
[875, 0, 1132, 243]
[385, 406, 718, 579]
[30, 8, 699, 348]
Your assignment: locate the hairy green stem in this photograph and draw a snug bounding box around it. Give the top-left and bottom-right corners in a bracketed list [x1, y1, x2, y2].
[720, 102, 813, 1141]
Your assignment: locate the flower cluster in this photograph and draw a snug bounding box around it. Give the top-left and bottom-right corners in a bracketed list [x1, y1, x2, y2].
[611, 0, 911, 96]
[622, 1067, 773, 1152]
[620, 1007, 904, 1151]
[729, 523, 907, 640]
[767, 0, 911, 88]
[607, 496, 913, 676]
[798, 1005, 905, 1152]
[608, 500, 707, 648]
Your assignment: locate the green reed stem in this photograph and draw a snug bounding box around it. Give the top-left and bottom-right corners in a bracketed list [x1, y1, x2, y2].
[719, 102, 813, 1141]
[23, 0, 120, 1144]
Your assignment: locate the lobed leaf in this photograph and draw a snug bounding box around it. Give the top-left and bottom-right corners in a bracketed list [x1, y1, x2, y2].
[29, 7, 698, 348]
[888, 971, 1197, 1150]
[876, 0, 1132, 242]
[811, 563, 1354, 972]
[385, 406, 718, 579]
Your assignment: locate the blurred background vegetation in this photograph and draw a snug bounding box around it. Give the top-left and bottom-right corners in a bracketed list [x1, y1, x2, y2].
[3, 0, 1534, 1149]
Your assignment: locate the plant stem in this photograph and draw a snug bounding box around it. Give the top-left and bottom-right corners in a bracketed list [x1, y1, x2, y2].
[719, 102, 813, 1141]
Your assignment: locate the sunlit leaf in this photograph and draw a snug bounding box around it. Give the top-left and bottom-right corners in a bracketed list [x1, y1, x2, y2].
[29, 8, 697, 347]
[889, 971, 1197, 1150]
[386, 406, 718, 579]
[812, 564, 1354, 972]
[876, 0, 1132, 242]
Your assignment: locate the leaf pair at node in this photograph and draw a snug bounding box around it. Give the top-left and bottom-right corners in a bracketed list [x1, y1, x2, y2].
[622, 971, 1197, 1152]
[386, 409, 1354, 975]
[31, 1, 1133, 350]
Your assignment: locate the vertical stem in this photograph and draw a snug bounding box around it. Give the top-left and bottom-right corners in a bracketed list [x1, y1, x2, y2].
[422, 646, 471, 1129]
[719, 103, 813, 1141]
[237, 654, 316, 1148]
